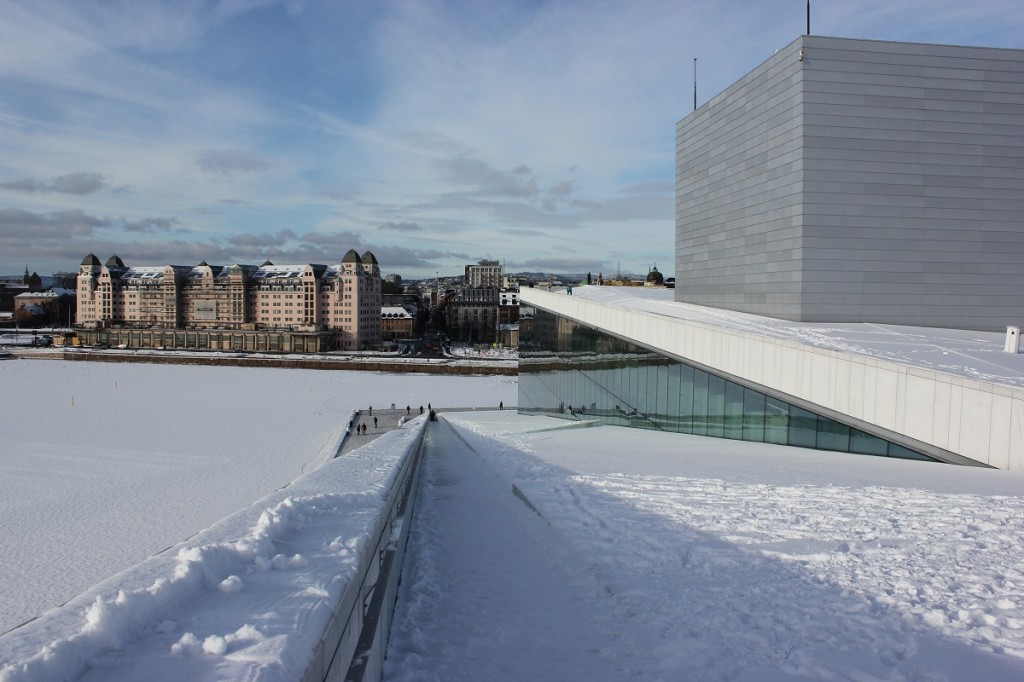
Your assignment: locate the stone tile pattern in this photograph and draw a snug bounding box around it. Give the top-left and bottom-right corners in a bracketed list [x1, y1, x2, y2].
[676, 35, 1024, 330]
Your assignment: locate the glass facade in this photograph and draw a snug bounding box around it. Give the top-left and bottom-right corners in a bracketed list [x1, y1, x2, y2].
[519, 308, 934, 462]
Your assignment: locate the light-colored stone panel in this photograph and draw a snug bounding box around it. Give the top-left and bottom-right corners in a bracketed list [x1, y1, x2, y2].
[902, 373, 937, 442]
[1009, 400, 1024, 471]
[959, 389, 994, 464]
[931, 381, 952, 450]
[832, 355, 852, 415]
[947, 383, 964, 453]
[988, 394, 1013, 469]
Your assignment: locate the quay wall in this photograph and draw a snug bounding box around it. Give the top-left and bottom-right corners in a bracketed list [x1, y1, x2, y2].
[57, 349, 516, 375]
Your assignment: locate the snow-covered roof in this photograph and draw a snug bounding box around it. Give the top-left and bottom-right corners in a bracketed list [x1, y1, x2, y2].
[381, 306, 412, 319]
[538, 285, 1024, 389]
[252, 264, 308, 280]
[122, 267, 166, 280]
[14, 288, 74, 299]
[186, 264, 225, 278]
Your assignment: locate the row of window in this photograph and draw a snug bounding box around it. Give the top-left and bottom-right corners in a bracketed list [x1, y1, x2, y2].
[519, 310, 934, 462]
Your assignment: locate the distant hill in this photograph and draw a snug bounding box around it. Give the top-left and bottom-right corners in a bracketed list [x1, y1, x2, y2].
[511, 272, 646, 284]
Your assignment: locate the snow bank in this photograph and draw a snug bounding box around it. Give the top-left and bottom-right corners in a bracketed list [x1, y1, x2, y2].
[0, 418, 427, 682]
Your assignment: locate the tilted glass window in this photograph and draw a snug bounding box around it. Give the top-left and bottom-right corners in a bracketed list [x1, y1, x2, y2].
[518, 308, 935, 463]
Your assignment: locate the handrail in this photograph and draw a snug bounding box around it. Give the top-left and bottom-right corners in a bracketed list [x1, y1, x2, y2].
[344, 430, 424, 682]
[300, 421, 427, 682]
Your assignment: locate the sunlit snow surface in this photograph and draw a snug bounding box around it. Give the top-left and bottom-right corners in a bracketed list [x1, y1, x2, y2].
[4, 359, 1024, 681]
[0, 359, 514, 636]
[387, 412, 1024, 681]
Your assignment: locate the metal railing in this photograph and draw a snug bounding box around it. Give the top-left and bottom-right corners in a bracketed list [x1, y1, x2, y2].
[299, 422, 426, 682]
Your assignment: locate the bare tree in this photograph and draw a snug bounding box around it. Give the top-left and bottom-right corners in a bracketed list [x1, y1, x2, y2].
[52, 271, 78, 289]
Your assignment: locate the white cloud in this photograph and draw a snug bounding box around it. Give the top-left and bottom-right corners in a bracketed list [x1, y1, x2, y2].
[2, 1, 1024, 279]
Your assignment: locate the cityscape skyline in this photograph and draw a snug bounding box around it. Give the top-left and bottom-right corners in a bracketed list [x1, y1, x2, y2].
[2, 0, 1024, 280]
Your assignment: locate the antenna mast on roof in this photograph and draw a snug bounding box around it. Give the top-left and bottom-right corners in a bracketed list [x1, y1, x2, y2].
[806, 0, 811, 35]
[693, 58, 697, 111]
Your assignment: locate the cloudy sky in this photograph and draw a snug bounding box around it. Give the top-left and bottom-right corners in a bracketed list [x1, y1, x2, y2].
[2, 0, 1023, 280]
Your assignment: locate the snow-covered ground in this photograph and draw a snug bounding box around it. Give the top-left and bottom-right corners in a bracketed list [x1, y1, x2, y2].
[2, 421, 428, 682]
[387, 412, 1024, 681]
[0, 359, 514, 636]
[5, 358, 1024, 680]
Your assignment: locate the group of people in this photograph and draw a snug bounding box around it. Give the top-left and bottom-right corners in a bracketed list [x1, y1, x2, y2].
[352, 399, 510, 435]
[353, 403, 433, 436]
[349, 410, 381, 436]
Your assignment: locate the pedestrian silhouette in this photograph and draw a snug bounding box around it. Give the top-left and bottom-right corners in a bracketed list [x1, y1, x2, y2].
[373, 416, 378, 428]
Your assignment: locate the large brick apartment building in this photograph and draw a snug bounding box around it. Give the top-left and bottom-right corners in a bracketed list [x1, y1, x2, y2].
[77, 249, 381, 352]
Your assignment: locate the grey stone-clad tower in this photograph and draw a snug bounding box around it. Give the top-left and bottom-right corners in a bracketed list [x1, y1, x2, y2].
[676, 35, 1024, 330]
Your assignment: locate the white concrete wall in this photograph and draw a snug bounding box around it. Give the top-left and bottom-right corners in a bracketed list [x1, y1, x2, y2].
[523, 288, 1024, 470]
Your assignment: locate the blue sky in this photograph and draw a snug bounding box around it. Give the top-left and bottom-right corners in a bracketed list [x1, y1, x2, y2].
[2, 0, 1023, 280]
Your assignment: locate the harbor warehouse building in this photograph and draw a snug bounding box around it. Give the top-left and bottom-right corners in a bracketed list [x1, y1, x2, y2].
[676, 35, 1024, 330]
[520, 36, 1024, 471]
